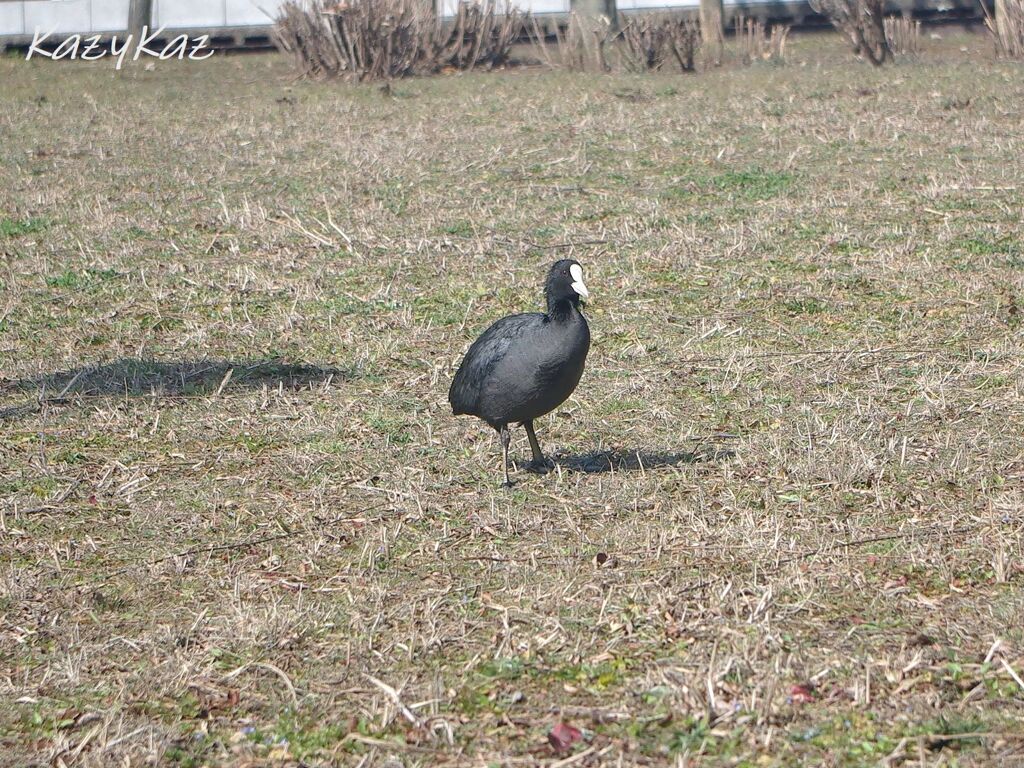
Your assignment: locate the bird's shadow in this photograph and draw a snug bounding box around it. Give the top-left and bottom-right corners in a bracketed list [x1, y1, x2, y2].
[550, 446, 735, 474]
[0, 358, 349, 420]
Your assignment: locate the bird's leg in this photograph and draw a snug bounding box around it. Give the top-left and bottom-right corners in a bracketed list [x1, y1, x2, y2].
[499, 425, 512, 488]
[524, 420, 544, 463]
[523, 420, 553, 474]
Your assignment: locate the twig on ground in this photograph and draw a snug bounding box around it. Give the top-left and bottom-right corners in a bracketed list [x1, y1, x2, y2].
[224, 662, 300, 709]
[365, 674, 424, 728]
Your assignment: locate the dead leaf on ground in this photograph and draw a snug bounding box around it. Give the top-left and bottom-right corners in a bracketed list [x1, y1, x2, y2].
[548, 721, 582, 754]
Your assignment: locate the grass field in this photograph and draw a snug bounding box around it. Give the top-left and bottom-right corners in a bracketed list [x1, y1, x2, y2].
[2, 29, 1023, 767]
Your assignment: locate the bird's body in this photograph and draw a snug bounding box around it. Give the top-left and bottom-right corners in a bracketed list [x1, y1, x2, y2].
[449, 260, 591, 486]
[449, 310, 590, 427]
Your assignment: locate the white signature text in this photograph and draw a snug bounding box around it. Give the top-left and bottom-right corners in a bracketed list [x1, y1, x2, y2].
[26, 27, 215, 69]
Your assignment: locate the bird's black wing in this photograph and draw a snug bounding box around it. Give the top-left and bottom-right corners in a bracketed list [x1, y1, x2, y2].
[448, 313, 545, 417]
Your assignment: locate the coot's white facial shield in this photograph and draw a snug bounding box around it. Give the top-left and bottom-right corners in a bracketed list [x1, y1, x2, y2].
[570, 263, 589, 301]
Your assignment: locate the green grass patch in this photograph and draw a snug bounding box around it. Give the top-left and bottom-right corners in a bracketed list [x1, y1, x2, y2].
[712, 167, 794, 200]
[0, 216, 48, 238]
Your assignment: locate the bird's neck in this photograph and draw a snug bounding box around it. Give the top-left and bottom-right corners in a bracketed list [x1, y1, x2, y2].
[547, 298, 579, 322]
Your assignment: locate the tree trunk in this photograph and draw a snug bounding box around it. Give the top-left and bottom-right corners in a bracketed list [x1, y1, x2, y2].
[863, 0, 892, 65]
[699, 0, 724, 65]
[570, 0, 617, 30]
[128, 0, 154, 40]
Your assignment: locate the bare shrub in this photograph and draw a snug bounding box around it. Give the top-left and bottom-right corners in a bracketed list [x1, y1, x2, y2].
[431, 1, 525, 70]
[528, 12, 614, 72]
[809, 0, 892, 65]
[735, 15, 790, 64]
[883, 15, 920, 55]
[983, 0, 1024, 58]
[272, 0, 527, 80]
[529, 12, 615, 73]
[620, 14, 700, 72]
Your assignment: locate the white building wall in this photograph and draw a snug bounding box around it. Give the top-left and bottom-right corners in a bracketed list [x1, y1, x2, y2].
[438, 0, 570, 14]
[0, 0, 289, 37]
[13, 0, 124, 34]
[0, 4, 25, 36]
[1, 0, 748, 38]
[226, 0, 284, 25]
[631, 0, 700, 8]
[154, 0, 226, 28]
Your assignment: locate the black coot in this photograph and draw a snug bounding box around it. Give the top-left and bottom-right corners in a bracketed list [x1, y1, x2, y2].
[449, 259, 591, 486]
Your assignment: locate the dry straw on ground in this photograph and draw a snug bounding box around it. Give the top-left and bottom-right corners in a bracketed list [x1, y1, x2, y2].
[1, 29, 1023, 768]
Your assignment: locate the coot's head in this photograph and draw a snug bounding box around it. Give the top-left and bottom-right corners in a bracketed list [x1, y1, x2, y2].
[545, 259, 590, 312]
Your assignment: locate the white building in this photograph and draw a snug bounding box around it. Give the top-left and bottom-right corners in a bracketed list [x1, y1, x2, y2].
[0, 0, 290, 45]
[0, 0, 811, 48]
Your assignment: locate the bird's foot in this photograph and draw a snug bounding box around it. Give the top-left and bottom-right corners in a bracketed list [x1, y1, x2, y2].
[525, 458, 555, 475]
[501, 479, 515, 489]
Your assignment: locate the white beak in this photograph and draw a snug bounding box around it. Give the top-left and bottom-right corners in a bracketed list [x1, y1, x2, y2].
[570, 264, 590, 301]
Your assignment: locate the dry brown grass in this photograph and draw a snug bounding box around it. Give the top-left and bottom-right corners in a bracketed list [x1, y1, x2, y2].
[1, 30, 1023, 767]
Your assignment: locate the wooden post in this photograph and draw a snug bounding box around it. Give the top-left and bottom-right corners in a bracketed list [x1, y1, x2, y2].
[699, 0, 724, 65]
[128, 0, 154, 40]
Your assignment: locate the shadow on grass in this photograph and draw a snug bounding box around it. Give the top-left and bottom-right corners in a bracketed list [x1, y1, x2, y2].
[0, 358, 349, 420]
[554, 446, 735, 474]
